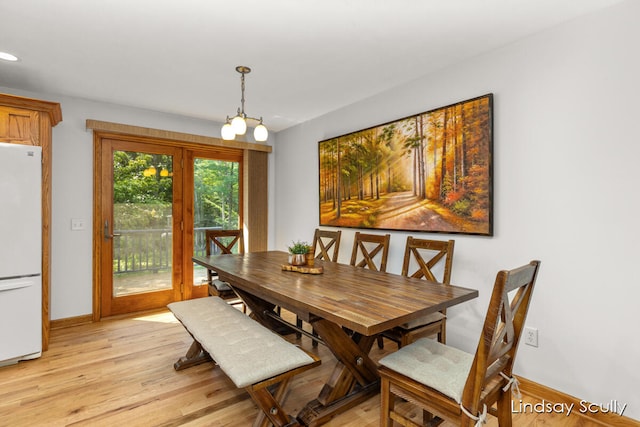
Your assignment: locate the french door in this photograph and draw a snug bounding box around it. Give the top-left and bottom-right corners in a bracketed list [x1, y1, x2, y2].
[185, 148, 243, 299]
[96, 136, 242, 317]
[99, 139, 182, 316]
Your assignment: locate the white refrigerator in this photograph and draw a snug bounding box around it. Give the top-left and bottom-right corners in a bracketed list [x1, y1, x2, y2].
[0, 142, 42, 366]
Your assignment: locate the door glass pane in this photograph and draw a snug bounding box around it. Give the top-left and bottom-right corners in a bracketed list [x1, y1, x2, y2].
[112, 151, 174, 297]
[193, 158, 240, 286]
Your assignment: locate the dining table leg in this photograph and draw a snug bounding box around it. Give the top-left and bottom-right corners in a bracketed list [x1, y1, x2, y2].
[297, 318, 380, 426]
[228, 286, 382, 426]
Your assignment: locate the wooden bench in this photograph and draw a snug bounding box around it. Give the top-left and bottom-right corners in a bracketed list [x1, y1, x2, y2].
[168, 297, 321, 427]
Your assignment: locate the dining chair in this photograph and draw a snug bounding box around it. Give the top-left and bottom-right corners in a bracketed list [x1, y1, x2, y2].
[381, 236, 455, 349]
[350, 231, 390, 272]
[350, 231, 390, 348]
[312, 229, 342, 262]
[296, 229, 343, 345]
[378, 260, 541, 427]
[205, 229, 245, 312]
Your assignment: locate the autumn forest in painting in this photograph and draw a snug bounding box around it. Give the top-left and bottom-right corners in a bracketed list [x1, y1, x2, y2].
[319, 94, 492, 235]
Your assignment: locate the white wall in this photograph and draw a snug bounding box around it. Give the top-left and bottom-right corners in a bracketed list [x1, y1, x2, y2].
[273, 0, 639, 421]
[2, 0, 638, 420]
[0, 87, 277, 320]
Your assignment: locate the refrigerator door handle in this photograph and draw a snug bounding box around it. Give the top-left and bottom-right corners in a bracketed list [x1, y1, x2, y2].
[0, 278, 34, 292]
[104, 220, 121, 240]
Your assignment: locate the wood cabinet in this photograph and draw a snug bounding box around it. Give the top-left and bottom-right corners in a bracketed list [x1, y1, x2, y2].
[0, 93, 62, 351]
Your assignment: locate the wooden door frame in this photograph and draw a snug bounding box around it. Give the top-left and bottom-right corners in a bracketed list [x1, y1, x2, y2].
[183, 148, 244, 300]
[90, 122, 269, 320]
[98, 137, 184, 317]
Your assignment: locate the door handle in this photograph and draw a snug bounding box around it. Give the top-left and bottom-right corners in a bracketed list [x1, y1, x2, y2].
[104, 220, 121, 240]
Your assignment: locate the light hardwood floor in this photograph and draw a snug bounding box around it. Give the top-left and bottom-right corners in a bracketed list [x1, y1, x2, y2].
[0, 309, 607, 426]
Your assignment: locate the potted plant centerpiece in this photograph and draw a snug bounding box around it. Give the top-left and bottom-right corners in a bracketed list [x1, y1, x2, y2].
[288, 240, 310, 266]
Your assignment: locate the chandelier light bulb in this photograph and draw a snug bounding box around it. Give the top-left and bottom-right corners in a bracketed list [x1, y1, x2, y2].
[231, 115, 247, 135]
[221, 122, 235, 140]
[254, 123, 268, 142]
[0, 51, 19, 62]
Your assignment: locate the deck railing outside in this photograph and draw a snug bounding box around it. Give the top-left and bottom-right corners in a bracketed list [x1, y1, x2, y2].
[113, 226, 220, 274]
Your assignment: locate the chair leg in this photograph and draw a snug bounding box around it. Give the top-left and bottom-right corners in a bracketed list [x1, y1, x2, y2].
[496, 390, 513, 427]
[377, 335, 384, 349]
[295, 316, 303, 339]
[380, 377, 393, 427]
[422, 409, 434, 424]
[400, 332, 411, 349]
[439, 322, 446, 344]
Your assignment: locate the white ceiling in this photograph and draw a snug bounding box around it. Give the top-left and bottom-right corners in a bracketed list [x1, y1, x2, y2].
[0, 0, 624, 133]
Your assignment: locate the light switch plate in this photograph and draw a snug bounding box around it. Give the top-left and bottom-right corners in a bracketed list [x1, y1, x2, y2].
[71, 218, 85, 231]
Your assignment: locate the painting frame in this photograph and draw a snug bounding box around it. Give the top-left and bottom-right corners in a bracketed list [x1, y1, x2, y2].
[318, 93, 493, 236]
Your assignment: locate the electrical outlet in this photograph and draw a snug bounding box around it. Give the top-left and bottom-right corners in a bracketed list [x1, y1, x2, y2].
[524, 327, 538, 347]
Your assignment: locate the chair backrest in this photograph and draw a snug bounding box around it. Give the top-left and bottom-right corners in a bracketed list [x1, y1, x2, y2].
[205, 229, 244, 256]
[312, 229, 342, 262]
[461, 260, 541, 414]
[401, 236, 454, 284]
[350, 232, 390, 272]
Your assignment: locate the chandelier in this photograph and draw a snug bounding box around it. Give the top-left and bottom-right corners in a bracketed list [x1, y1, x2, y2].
[221, 66, 268, 142]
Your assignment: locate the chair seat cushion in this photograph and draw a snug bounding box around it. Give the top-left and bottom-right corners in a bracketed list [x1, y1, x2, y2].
[379, 337, 473, 403]
[212, 279, 232, 292]
[399, 312, 445, 330]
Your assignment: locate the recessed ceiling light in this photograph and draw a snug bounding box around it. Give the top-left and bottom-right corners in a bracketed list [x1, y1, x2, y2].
[0, 51, 19, 62]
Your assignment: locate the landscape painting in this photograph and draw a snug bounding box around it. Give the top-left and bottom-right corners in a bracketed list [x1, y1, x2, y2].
[318, 94, 493, 236]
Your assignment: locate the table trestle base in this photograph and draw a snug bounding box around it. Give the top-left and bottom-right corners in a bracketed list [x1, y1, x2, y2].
[297, 381, 380, 426]
[262, 309, 327, 347]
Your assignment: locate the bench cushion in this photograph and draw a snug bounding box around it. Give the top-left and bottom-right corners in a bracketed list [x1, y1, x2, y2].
[168, 297, 315, 388]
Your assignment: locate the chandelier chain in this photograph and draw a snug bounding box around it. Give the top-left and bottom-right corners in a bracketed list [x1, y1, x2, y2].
[239, 70, 246, 117]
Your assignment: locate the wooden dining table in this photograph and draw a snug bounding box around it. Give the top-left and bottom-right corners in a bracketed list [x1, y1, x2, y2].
[192, 250, 478, 426]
